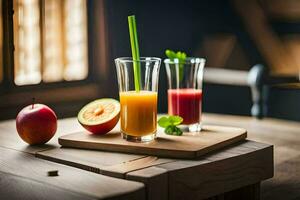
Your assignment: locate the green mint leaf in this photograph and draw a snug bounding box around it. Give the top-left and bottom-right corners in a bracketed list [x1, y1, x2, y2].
[181, 52, 187, 60]
[179, 63, 184, 81]
[165, 49, 187, 63]
[164, 125, 183, 136]
[176, 51, 182, 60]
[158, 115, 183, 128]
[176, 51, 186, 63]
[168, 115, 183, 126]
[158, 115, 183, 136]
[165, 49, 187, 82]
[173, 127, 183, 136]
[164, 125, 175, 135]
[158, 116, 172, 128]
[165, 49, 177, 59]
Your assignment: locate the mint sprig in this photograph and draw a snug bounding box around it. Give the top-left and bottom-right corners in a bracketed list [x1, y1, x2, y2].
[158, 115, 183, 136]
[165, 49, 187, 63]
[165, 49, 187, 81]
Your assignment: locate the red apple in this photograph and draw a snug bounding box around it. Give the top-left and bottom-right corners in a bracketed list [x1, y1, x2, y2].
[16, 104, 57, 145]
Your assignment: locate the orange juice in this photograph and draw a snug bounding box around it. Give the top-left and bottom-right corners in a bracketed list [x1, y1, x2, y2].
[119, 91, 157, 136]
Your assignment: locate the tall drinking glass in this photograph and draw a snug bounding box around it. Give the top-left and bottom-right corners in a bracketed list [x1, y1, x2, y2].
[115, 57, 161, 142]
[164, 58, 205, 132]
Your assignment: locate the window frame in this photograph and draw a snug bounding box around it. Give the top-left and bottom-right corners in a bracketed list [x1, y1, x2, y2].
[0, 0, 112, 120]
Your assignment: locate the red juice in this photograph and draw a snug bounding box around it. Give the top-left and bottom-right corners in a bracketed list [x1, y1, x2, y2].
[168, 89, 202, 125]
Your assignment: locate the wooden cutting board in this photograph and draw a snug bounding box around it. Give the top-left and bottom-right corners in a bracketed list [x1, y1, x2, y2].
[59, 125, 247, 159]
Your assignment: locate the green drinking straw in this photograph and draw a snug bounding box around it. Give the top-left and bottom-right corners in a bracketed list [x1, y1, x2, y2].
[128, 15, 141, 92]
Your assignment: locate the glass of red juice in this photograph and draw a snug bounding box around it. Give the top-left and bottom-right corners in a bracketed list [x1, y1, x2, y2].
[164, 57, 205, 132]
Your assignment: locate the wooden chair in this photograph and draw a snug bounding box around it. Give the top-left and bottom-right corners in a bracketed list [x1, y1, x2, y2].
[203, 64, 267, 118]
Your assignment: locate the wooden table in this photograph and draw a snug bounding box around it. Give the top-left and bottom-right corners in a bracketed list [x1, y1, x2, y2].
[0, 113, 281, 200]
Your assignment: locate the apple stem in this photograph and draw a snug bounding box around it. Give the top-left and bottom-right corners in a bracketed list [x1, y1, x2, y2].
[32, 98, 35, 109]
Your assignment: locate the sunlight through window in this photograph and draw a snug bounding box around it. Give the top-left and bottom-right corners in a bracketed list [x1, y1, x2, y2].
[14, 0, 41, 85]
[0, 0, 3, 83]
[13, 0, 88, 85]
[64, 0, 88, 81]
[43, 0, 64, 82]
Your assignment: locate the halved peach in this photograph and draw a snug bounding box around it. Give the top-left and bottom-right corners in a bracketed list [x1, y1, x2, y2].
[78, 99, 120, 135]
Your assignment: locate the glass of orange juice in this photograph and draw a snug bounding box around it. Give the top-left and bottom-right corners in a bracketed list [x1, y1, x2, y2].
[115, 57, 161, 142]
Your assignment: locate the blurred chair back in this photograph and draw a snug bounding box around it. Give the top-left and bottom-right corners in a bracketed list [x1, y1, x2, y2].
[203, 64, 267, 118]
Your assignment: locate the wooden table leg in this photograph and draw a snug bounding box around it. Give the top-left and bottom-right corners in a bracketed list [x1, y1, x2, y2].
[205, 183, 261, 200]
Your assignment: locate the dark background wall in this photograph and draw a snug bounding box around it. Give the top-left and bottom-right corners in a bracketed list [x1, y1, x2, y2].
[101, 0, 261, 115]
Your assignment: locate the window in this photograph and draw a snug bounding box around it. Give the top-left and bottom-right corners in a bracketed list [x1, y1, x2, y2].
[0, 0, 3, 83]
[0, 0, 110, 120]
[13, 0, 88, 86]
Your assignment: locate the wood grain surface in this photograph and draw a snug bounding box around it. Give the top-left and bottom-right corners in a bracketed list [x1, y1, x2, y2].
[157, 141, 273, 200]
[0, 171, 95, 200]
[126, 167, 169, 200]
[0, 118, 84, 154]
[58, 125, 247, 159]
[37, 140, 272, 200]
[125, 140, 273, 200]
[202, 114, 300, 200]
[0, 146, 145, 200]
[1, 113, 296, 200]
[37, 147, 174, 178]
[36, 147, 145, 175]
